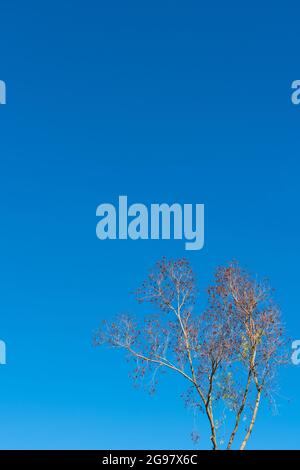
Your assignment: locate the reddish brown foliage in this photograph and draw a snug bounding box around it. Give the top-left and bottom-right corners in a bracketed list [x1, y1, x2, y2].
[94, 258, 288, 449]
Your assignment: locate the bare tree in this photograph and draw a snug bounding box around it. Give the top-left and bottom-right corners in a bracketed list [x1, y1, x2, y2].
[94, 258, 287, 449]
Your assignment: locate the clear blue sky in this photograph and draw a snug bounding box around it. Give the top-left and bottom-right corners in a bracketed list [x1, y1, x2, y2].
[0, 0, 300, 449]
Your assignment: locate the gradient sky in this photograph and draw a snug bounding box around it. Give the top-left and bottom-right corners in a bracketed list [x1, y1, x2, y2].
[0, 0, 300, 449]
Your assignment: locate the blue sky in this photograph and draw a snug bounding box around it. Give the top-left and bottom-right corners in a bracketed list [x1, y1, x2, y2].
[0, 0, 300, 449]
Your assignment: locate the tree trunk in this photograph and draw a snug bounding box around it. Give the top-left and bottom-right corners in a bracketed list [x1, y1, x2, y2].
[206, 404, 218, 450]
[227, 369, 252, 449]
[240, 388, 262, 450]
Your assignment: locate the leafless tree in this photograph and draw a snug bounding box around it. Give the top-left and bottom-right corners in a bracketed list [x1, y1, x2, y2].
[94, 258, 287, 449]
